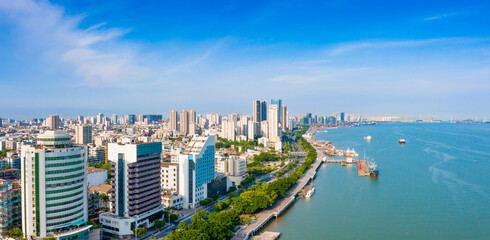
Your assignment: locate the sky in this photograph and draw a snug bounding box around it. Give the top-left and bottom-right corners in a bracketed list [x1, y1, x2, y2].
[0, 0, 489, 120]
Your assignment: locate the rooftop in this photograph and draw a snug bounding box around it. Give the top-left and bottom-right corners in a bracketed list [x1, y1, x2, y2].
[88, 167, 106, 173]
[88, 183, 111, 194]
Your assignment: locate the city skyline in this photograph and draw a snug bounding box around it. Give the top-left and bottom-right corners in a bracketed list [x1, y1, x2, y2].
[1, 0, 490, 119]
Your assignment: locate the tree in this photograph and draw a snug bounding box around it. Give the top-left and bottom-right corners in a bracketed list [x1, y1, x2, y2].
[133, 228, 147, 238]
[7, 227, 22, 238]
[169, 214, 179, 222]
[154, 219, 166, 229]
[99, 193, 109, 202]
[227, 186, 237, 193]
[101, 162, 112, 178]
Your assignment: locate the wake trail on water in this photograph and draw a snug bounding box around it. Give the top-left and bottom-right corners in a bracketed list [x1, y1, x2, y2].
[424, 147, 490, 205]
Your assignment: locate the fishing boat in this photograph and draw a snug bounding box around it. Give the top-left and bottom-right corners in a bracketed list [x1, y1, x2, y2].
[364, 136, 372, 141]
[367, 161, 379, 177]
[306, 187, 316, 198]
[398, 138, 406, 144]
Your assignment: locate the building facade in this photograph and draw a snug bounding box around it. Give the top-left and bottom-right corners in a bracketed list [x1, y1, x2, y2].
[21, 131, 90, 240]
[100, 142, 163, 240]
[178, 136, 215, 209]
[75, 125, 92, 145]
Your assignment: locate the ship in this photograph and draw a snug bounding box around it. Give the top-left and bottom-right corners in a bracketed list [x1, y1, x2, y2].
[306, 187, 316, 198]
[364, 136, 372, 141]
[345, 148, 358, 157]
[367, 161, 379, 177]
[398, 138, 406, 144]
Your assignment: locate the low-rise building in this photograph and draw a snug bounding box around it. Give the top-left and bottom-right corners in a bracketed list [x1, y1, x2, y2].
[162, 191, 184, 209]
[161, 163, 179, 193]
[87, 167, 107, 188]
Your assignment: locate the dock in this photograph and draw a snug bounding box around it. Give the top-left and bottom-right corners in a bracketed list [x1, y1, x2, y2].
[250, 231, 281, 240]
[323, 158, 371, 177]
[357, 160, 370, 176]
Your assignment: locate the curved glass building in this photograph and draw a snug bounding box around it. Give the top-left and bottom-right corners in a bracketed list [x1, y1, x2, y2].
[21, 131, 90, 239]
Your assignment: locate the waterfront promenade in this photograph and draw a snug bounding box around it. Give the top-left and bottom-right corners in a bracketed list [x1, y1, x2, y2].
[232, 144, 323, 240]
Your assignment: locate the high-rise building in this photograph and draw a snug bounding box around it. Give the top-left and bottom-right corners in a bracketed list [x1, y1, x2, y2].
[21, 131, 90, 239]
[281, 105, 288, 132]
[268, 105, 281, 140]
[169, 110, 179, 131]
[179, 110, 189, 134]
[271, 99, 282, 122]
[340, 112, 345, 122]
[100, 142, 164, 239]
[75, 125, 92, 145]
[178, 136, 215, 208]
[111, 114, 118, 124]
[96, 113, 104, 125]
[77, 115, 84, 124]
[260, 101, 267, 121]
[126, 114, 136, 125]
[47, 115, 60, 130]
[253, 100, 265, 123]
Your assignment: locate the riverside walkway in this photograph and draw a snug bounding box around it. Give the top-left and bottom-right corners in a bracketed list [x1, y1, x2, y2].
[232, 147, 324, 240]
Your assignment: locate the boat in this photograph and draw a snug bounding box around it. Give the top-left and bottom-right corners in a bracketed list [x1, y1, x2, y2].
[398, 138, 406, 144]
[345, 148, 359, 157]
[367, 161, 379, 177]
[306, 187, 316, 198]
[364, 136, 372, 141]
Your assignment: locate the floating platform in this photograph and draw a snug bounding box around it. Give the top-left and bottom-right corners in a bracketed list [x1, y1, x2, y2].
[251, 232, 281, 240]
[357, 160, 370, 176]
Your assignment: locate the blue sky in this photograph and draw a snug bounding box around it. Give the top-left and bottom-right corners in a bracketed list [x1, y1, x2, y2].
[0, 0, 489, 120]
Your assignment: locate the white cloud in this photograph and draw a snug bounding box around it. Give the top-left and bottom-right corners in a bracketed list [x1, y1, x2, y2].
[0, 0, 225, 88]
[270, 75, 318, 84]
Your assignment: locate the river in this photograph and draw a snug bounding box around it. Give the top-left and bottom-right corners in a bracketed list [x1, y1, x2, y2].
[264, 123, 490, 239]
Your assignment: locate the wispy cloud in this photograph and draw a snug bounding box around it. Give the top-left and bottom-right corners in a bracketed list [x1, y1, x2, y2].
[165, 38, 230, 74]
[0, 0, 225, 88]
[0, 0, 150, 87]
[270, 75, 319, 84]
[327, 38, 489, 56]
[424, 12, 463, 21]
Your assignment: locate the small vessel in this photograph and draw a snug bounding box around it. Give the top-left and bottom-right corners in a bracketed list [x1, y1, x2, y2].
[306, 187, 316, 198]
[398, 138, 406, 144]
[364, 136, 372, 141]
[368, 161, 379, 177]
[345, 148, 359, 157]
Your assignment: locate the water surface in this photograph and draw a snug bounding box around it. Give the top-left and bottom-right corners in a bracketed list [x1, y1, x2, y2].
[265, 123, 490, 239]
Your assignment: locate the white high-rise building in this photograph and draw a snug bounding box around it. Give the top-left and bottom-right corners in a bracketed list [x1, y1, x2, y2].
[169, 110, 178, 132]
[21, 131, 90, 239]
[178, 136, 215, 208]
[247, 120, 256, 140]
[260, 120, 269, 138]
[221, 116, 236, 141]
[268, 105, 281, 140]
[75, 125, 92, 145]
